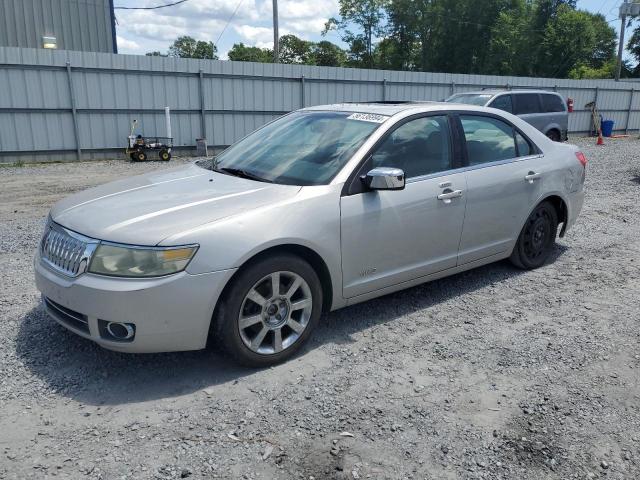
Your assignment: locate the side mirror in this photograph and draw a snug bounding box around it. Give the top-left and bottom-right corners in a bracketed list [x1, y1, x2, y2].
[362, 167, 405, 191]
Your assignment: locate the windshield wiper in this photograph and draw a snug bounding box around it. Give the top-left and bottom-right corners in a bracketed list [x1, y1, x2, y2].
[216, 167, 272, 183]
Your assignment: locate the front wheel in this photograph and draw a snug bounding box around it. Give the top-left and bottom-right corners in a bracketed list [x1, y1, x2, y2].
[159, 149, 171, 161]
[510, 201, 558, 270]
[133, 150, 147, 162]
[212, 254, 323, 367]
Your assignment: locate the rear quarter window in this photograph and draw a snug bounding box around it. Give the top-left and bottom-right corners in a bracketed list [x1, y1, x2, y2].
[488, 95, 513, 113]
[541, 94, 566, 113]
[514, 94, 542, 115]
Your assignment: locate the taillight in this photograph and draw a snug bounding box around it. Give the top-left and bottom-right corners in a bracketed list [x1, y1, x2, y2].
[575, 151, 587, 168]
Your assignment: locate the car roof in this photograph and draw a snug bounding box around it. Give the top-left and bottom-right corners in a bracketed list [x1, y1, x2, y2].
[453, 89, 560, 96]
[302, 101, 497, 116]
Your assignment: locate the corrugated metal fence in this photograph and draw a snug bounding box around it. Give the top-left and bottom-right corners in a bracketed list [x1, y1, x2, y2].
[1, 46, 639, 163]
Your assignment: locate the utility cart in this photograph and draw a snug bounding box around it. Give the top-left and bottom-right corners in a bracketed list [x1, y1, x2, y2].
[125, 119, 173, 161]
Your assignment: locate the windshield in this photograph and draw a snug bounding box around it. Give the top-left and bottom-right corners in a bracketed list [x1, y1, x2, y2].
[201, 111, 384, 186]
[445, 93, 493, 106]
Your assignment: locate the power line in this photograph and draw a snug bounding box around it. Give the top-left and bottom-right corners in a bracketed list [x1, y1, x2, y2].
[215, 0, 245, 46]
[114, 0, 191, 10]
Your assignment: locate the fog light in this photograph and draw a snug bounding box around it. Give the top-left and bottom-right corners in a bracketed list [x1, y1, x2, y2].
[99, 320, 135, 342]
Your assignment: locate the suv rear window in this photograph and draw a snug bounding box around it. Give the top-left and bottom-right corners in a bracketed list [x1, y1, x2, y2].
[514, 93, 541, 114]
[541, 94, 566, 113]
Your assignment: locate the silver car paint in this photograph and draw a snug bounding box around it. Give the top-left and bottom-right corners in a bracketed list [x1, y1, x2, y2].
[35, 102, 584, 353]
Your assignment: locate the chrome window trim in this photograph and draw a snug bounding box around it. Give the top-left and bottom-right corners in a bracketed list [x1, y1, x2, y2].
[404, 154, 544, 185]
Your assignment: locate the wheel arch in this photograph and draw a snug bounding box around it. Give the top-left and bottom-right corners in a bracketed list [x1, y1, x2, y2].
[537, 194, 569, 237]
[216, 243, 335, 315]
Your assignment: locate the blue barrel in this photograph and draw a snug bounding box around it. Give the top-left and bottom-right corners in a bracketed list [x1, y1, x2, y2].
[601, 120, 615, 137]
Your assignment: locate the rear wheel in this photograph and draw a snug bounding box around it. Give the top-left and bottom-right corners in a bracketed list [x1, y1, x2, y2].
[510, 201, 558, 270]
[546, 129, 561, 142]
[212, 254, 323, 367]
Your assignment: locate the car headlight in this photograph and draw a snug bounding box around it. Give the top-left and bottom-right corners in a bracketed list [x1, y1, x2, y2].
[88, 243, 198, 278]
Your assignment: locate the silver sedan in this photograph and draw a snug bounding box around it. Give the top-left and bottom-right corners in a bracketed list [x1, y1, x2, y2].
[35, 102, 585, 366]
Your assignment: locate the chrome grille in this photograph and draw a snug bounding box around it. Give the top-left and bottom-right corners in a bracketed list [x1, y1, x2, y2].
[40, 220, 98, 277]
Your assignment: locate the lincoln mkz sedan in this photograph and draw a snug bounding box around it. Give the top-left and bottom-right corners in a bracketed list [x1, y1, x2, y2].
[35, 102, 585, 366]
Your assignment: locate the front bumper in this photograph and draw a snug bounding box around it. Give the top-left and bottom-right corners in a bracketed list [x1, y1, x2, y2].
[34, 253, 236, 353]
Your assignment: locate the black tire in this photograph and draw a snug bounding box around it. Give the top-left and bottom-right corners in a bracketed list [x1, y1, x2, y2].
[129, 152, 136, 161]
[134, 150, 147, 162]
[212, 254, 323, 367]
[510, 201, 558, 270]
[159, 149, 171, 161]
[546, 129, 561, 142]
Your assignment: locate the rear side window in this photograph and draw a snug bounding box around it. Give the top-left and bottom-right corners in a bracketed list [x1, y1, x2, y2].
[515, 131, 534, 156]
[460, 115, 516, 165]
[514, 94, 541, 115]
[488, 95, 513, 113]
[541, 94, 566, 113]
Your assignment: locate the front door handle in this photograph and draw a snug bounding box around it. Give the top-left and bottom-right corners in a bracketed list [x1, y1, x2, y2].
[524, 171, 542, 184]
[437, 189, 463, 204]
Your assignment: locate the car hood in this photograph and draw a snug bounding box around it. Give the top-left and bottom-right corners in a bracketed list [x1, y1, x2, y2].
[50, 163, 301, 245]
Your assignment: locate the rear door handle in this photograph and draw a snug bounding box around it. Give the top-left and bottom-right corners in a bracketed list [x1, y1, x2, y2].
[524, 172, 542, 184]
[437, 189, 463, 204]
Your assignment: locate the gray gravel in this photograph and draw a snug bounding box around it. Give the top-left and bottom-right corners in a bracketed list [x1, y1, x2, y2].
[1, 138, 640, 479]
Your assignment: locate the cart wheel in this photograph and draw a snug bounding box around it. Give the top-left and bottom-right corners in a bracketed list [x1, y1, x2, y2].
[159, 149, 171, 161]
[129, 152, 136, 161]
[134, 151, 147, 162]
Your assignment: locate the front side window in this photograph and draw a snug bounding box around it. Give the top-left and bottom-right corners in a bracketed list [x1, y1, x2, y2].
[206, 111, 383, 186]
[370, 115, 452, 178]
[460, 115, 516, 165]
[541, 94, 566, 113]
[514, 94, 542, 115]
[488, 95, 513, 113]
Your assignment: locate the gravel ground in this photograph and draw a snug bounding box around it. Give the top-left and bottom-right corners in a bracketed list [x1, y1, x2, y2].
[1, 138, 639, 480]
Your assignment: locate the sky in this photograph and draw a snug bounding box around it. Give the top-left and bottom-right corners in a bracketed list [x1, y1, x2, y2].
[113, 0, 634, 60]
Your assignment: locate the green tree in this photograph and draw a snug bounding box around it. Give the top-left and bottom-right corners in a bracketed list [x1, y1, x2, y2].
[323, 0, 387, 68]
[486, 1, 537, 76]
[145, 51, 167, 57]
[168, 36, 218, 59]
[628, 24, 640, 76]
[537, 5, 615, 78]
[279, 34, 314, 64]
[227, 43, 273, 63]
[309, 41, 348, 66]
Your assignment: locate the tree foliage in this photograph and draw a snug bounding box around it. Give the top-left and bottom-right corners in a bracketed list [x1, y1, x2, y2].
[227, 43, 274, 63]
[148, 0, 627, 79]
[228, 36, 348, 67]
[325, 0, 618, 78]
[167, 36, 218, 60]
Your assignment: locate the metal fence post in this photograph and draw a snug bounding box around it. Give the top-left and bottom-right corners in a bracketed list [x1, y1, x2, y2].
[450, 81, 455, 96]
[382, 78, 387, 102]
[301, 75, 306, 107]
[198, 69, 206, 140]
[553, 85, 558, 92]
[625, 89, 634, 134]
[65, 62, 81, 161]
[591, 87, 600, 136]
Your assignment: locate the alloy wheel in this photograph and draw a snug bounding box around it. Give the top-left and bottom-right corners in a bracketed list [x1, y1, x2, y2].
[238, 271, 313, 355]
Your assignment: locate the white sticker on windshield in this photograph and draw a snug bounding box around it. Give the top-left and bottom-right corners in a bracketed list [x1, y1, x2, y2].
[347, 113, 389, 123]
